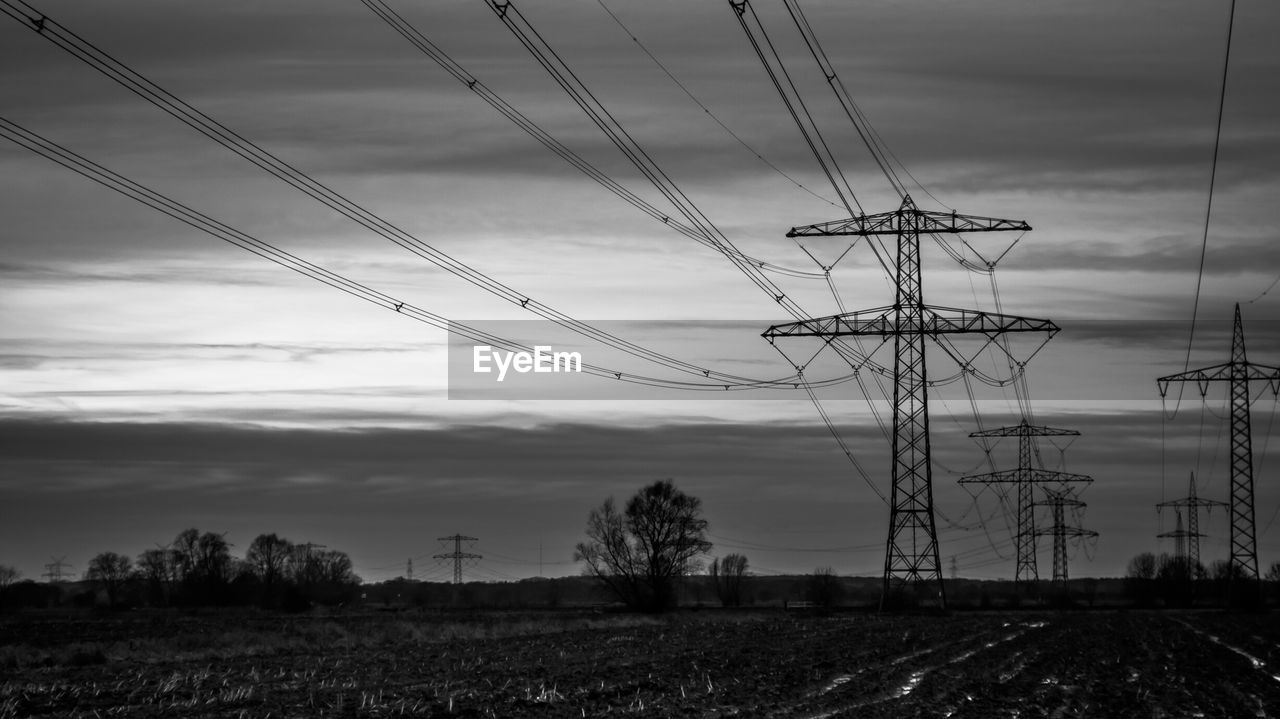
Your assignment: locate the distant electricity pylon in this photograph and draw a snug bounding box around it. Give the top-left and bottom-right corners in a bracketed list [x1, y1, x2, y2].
[407, 558, 414, 581]
[959, 420, 1092, 587]
[765, 196, 1057, 609]
[1158, 510, 1191, 567]
[434, 535, 481, 584]
[1034, 488, 1096, 585]
[1158, 304, 1280, 591]
[1156, 472, 1225, 578]
[42, 556, 71, 583]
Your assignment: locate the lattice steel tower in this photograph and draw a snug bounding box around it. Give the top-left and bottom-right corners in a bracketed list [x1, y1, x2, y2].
[434, 534, 482, 584]
[764, 196, 1057, 608]
[1157, 304, 1280, 586]
[1034, 487, 1095, 585]
[959, 420, 1092, 586]
[1156, 472, 1224, 578]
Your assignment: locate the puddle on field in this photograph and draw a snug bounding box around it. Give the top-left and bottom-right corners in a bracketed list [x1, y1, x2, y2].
[820, 675, 852, 694]
[1172, 618, 1280, 686]
[896, 669, 926, 697]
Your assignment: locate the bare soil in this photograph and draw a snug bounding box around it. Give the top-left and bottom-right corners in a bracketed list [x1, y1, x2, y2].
[2, 610, 1278, 717]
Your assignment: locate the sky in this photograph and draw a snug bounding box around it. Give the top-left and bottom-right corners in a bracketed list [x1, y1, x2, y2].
[2, 0, 1280, 586]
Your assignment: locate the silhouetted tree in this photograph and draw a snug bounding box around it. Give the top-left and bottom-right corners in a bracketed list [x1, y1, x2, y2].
[172, 528, 200, 583]
[805, 567, 844, 610]
[136, 548, 174, 606]
[0, 565, 19, 591]
[0, 565, 20, 610]
[169, 529, 233, 604]
[247, 533, 293, 607]
[575, 479, 712, 612]
[86, 552, 133, 608]
[1125, 552, 1158, 606]
[1156, 553, 1195, 607]
[710, 553, 750, 607]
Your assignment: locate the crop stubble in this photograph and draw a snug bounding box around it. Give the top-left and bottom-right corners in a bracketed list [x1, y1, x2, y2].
[2, 610, 1279, 717]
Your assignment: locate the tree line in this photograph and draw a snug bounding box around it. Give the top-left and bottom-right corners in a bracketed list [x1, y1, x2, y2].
[2, 528, 360, 610]
[1124, 551, 1280, 608]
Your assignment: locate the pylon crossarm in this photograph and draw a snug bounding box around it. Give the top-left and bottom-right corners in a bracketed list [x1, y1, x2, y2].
[786, 205, 1031, 238]
[920, 307, 1058, 336]
[1157, 362, 1280, 395]
[764, 305, 1058, 339]
[1034, 528, 1097, 538]
[763, 305, 895, 338]
[968, 422, 1080, 439]
[960, 469, 1093, 485]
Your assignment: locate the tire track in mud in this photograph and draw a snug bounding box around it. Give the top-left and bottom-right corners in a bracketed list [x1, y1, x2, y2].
[782, 617, 1050, 719]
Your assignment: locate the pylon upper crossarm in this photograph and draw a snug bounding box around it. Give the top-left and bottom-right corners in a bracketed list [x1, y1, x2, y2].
[786, 206, 1031, 238]
[968, 424, 1081, 439]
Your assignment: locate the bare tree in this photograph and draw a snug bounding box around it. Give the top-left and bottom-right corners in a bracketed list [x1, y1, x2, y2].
[86, 552, 133, 608]
[0, 565, 19, 591]
[247, 533, 293, 605]
[136, 548, 174, 606]
[172, 528, 200, 583]
[575, 479, 711, 612]
[710, 553, 750, 607]
[1125, 551, 1158, 605]
[806, 566, 844, 610]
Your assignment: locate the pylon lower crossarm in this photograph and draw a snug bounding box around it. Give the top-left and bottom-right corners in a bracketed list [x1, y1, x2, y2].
[959, 469, 1094, 485]
[1158, 362, 1280, 396]
[764, 305, 1058, 339]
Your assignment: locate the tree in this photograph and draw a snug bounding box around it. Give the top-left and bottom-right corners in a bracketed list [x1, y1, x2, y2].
[86, 552, 133, 608]
[710, 553, 750, 607]
[136, 548, 174, 606]
[0, 565, 19, 591]
[1125, 552, 1158, 605]
[574, 479, 712, 612]
[0, 565, 20, 610]
[805, 567, 844, 610]
[246, 533, 293, 606]
[170, 529, 232, 604]
[1127, 552, 1157, 580]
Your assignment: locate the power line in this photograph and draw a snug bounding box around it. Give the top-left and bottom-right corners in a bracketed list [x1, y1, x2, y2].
[359, 0, 827, 281]
[0, 0, 858, 390]
[1181, 0, 1236, 379]
[0, 116, 864, 394]
[593, 0, 842, 211]
[728, 0, 862, 217]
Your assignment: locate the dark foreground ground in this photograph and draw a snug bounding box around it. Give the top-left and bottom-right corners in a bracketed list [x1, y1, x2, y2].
[2, 609, 1279, 717]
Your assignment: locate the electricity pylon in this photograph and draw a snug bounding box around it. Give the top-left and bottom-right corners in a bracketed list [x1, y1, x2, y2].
[959, 419, 1092, 586]
[1157, 304, 1280, 589]
[434, 534, 481, 584]
[42, 556, 71, 583]
[1033, 488, 1095, 585]
[764, 195, 1058, 609]
[1156, 472, 1224, 578]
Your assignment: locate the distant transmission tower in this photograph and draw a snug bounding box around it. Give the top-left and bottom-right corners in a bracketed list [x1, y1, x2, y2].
[1156, 472, 1225, 578]
[1158, 509, 1190, 566]
[959, 419, 1092, 587]
[407, 558, 414, 581]
[1033, 488, 1096, 585]
[42, 556, 71, 583]
[765, 196, 1057, 609]
[1157, 304, 1280, 592]
[434, 534, 481, 584]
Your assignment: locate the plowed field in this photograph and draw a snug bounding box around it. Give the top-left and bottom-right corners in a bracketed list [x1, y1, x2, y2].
[3, 610, 1279, 717]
